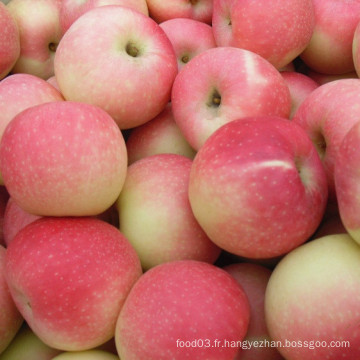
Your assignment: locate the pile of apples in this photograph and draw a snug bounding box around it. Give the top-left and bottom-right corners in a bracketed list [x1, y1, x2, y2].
[1, 0, 360, 359]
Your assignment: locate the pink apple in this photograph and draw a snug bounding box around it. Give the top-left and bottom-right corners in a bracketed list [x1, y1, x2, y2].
[54, 5, 177, 129]
[280, 71, 319, 119]
[212, 0, 315, 69]
[224, 263, 283, 360]
[7, 0, 63, 79]
[5, 217, 142, 351]
[117, 154, 221, 270]
[0, 73, 64, 184]
[301, 0, 360, 75]
[159, 18, 216, 71]
[0, 2, 20, 80]
[292, 78, 360, 203]
[188, 116, 328, 259]
[0, 245, 23, 355]
[46, 75, 61, 91]
[51, 350, 119, 360]
[0, 185, 9, 246]
[146, 0, 213, 24]
[171, 47, 291, 150]
[60, 0, 149, 34]
[265, 233, 360, 359]
[0, 101, 127, 217]
[306, 69, 358, 85]
[115, 260, 250, 360]
[126, 103, 196, 165]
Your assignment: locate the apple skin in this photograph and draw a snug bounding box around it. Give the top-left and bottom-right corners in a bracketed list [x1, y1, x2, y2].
[292, 78, 360, 203]
[159, 18, 216, 71]
[0, 324, 62, 360]
[146, 0, 213, 24]
[212, 0, 315, 69]
[0, 101, 127, 217]
[0, 73, 64, 185]
[126, 103, 196, 165]
[334, 120, 360, 244]
[188, 116, 328, 259]
[0, 2, 20, 80]
[306, 70, 358, 85]
[54, 5, 178, 129]
[0, 245, 23, 355]
[171, 47, 291, 151]
[51, 350, 119, 360]
[5, 217, 142, 351]
[265, 234, 360, 360]
[0, 185, 9, 246]
[117, 153, 221, 270]
[280, 71, 318, 119]
[7, 0, 62, 79]
[301, 0, 360, 75]
[115, 260, 250, 360]
[60, 0, 149, 34]
[224, 263, 283, 360]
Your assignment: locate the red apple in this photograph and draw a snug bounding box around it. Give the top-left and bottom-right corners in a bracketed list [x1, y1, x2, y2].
[306, 70, 358, 85]
[0, 2, 20, 80]
[0, 101, 127, 216]
[212, 0, 315, 69]
[115, 260, 250, 360]
[54, 5, 177, 129]
[171, 47, 291, 150]
[5, 217, 142, 351]
[188, 116, 328, 259]
[0, 185, 9, 246]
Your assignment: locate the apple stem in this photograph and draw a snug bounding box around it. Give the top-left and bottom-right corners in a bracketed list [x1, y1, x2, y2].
[181, 54, 190, 64]
[207, 89, 222, 108]
[48, 42, 58, 53]
[126, 42, 140, 57]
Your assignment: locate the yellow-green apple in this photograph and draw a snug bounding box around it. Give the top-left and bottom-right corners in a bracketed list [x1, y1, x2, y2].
[334, 120, 360, 244]
[51, 350, 119, 360]
[117, 154, 221, 270]
[159, 18, 216, 71]
[292, 78, 360, 203]
[0, 324, 62, 360]
[60, 0, 149, 34]
[126, 103, 196, 165]
[0, 245, 23, 354]
[115, 260, 250, 360]
[224, 263, 283, 360]
[265, 233, 360, 359]
[280, 71, 318, 119]
[0, 2, 20, 80]
[171, 47, 291, 150]
[301, 0, 360, 75]
[212, 0, 315, 69]
[188, 116, 328, 259]
[0, 73, 64, 184]
[7, 0, 62, 79]
[146, 0, 213, 24]
[54, 5, 177, 129]
[5, 217, 142, 351]
[0, 101, 127, 216]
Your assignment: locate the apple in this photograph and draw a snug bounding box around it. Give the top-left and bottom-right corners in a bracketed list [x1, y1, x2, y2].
[7, 0, 62, 79]
[115, 260, 250, 360]
[265, 233, 360, 359]
[159, 18, 216, 71]
[334, 120, 360, 244]
[0, 185, 9, 246]
[51, 350, 119, 360]
[46, 75, 61, 91]
[0, 73, 64, 185]
[212, 0, 315, 69]
[0, 324, 62, 360]
[5, 216, 142, 351]
[54, 5, 178, 129]
[188, 116, 328, 259]
[60, 0, 149, 34]
[224, 263, 283, 360]
[0, 101, 128, 217]
[306, 70, 358, 85]
[126, 103, 196, 165]
[292, 78, 360, 203]
[0, 245, 23, 355]
[146, 0, 213, 24]
[301, 0, 360, 75]
[0, 2, 20, 80]
[280, 71, 319, 119]
[117, 153, 221, 270]
[171, 47, 291, 150]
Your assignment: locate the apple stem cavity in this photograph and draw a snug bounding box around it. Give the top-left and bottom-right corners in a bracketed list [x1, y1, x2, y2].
[207, 89, 222, 108]
[181, 54, 190, 64]
[315, 133, 327, 159]
[126, 42, 140, 58]
[48, 42, 58, 53]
